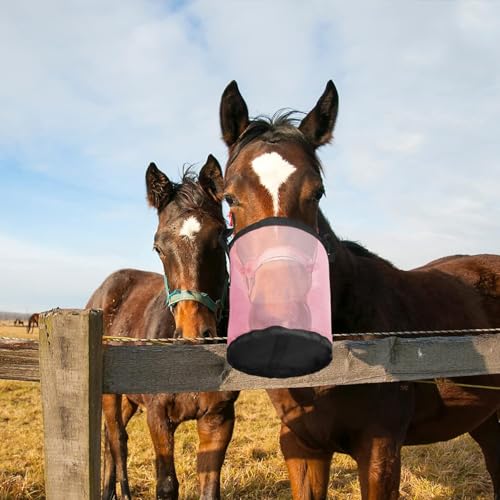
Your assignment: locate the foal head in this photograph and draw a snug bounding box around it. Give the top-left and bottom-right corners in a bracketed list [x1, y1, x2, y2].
[146, 155, 226, 340]
[220, 80, 338, 233]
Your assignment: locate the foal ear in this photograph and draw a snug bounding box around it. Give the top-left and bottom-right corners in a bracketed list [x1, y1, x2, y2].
[220, 80, 249, 148]
[199, 154, 224, 201]
[145, 162, 174, 211]
[299, 80, 339, 149]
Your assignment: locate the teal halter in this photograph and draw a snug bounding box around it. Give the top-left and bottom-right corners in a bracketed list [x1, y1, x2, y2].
[163, 274, 227, 322]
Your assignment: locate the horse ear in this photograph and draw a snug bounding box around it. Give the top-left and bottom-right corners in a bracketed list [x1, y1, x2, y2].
[146, 162, 174, 211]
[299, 80, 339, 149]
[199, 154, 224, 201]
[220, 80, 249, 147]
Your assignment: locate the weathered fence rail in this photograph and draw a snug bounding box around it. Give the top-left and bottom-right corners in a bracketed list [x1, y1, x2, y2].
[0, 337, 39, 381]
[2, 318, 499, 391]
[1, 308, 499, 499]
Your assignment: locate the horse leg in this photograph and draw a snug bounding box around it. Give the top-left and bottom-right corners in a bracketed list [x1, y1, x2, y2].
[121, 396, 139, 427]
[102, 394, 132, 500]
[279, 424, 332, 500]
[469, 413, 500, 500]
[196, 407, 235, 499]
[146, 402, 179, 500]
[102, 423, 117, 500]
[353, 435, 402, 500]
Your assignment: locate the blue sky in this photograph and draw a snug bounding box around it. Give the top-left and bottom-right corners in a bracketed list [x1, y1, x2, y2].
[1, 0, 499, 312]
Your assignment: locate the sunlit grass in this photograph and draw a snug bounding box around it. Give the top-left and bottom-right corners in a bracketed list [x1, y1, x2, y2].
[0, 383, 492, 499]
[0, 320, 37, 340]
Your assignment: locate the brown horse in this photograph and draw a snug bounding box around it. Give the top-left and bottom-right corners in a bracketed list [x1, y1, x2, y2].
[13, 318, 24, 326]
[87, 156, 238, 500]
[26, 313, 39, 334]
[340, 241, 500, 495]
[416, 253, 500, 321]
[219, 80, 500, 499]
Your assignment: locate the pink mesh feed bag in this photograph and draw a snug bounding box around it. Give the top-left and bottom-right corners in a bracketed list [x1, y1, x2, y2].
[227, 218, 332, 377]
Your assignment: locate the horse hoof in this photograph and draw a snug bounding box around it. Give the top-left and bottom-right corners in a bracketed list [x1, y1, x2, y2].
[101, 488, 117, 500]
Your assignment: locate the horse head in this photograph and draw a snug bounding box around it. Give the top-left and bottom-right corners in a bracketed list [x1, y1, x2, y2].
[146, 155, 227, 340]
[219, 81, 338, 376]
[220, 80, 338, 232]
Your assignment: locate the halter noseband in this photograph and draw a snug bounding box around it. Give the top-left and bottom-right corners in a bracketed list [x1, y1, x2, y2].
[163, 274, 228, 323]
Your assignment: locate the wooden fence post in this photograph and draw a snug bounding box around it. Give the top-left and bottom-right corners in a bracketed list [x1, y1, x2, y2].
[39, 309, 103, 500]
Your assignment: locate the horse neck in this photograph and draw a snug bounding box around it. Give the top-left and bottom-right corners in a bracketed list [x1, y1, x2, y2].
[317, 210, 358, 325]
[318, 210, 493, 334]
[318, 209, 403, 332]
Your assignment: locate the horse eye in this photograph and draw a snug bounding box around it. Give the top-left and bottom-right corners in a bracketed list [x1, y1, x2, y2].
[313, 187, 325, 201]
[224, 194, 236, 207]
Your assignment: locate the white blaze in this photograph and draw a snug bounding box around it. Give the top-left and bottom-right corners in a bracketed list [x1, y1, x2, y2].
[251, 152, 296, 215]
[179, 216, 201, 240]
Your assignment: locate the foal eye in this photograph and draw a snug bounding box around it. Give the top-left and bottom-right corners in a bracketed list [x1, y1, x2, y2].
[224, 194, 236, 207]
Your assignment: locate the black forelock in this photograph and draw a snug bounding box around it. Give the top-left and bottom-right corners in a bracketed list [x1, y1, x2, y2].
[169, 166, 224, 223]
[227, 110, 323, 174]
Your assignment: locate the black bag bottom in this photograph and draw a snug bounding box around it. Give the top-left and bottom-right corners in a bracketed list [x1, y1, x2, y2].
[226, 326, 332, 378]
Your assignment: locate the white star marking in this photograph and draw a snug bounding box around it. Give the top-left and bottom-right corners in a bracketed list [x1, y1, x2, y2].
[179, 216, 201, 240]
[251, 152, 296, 215]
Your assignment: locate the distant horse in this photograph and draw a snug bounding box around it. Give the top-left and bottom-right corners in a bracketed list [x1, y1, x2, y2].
[219, 80, 500, 499]
[87, 156, 238, 500]
[26, 313, 39, 334]
[13, 319, 24, 326]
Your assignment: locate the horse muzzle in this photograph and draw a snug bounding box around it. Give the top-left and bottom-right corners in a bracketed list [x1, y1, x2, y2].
[227, 217, 332, 377]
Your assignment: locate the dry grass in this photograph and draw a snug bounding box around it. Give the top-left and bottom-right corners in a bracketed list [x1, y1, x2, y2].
[0, 320, 37, 340]
[0, 381, 44, 499]
[0, 323, 493, 499]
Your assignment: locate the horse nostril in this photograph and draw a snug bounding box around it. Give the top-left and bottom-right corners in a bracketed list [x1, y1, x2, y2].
[174, 328, 182, 339]
[202, 329, 213, 339]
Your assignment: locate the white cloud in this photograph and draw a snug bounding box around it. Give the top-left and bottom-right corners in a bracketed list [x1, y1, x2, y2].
[0, 0, 499, 310]
[0, 233, 128, 312]
[377, 133, 424, 155]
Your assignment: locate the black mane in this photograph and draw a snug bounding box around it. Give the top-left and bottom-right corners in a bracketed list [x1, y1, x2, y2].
[342, 240, 394, 267]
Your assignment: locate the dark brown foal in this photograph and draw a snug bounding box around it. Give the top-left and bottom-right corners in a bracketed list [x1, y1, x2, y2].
[87, 156, 238, 500]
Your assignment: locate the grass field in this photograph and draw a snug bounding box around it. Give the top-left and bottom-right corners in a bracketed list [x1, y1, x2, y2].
[0, 323, 493, 499]
[0, 321, 37, 339]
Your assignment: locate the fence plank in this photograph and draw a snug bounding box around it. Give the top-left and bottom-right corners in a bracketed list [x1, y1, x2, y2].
[102, 333, 500, 393]
[2, 324, 498, 393]
[39, 309, 103, 500]
[0, 338, 39, 381]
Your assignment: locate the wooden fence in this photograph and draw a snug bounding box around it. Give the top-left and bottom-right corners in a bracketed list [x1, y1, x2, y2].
[0, 308, 499, 499]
